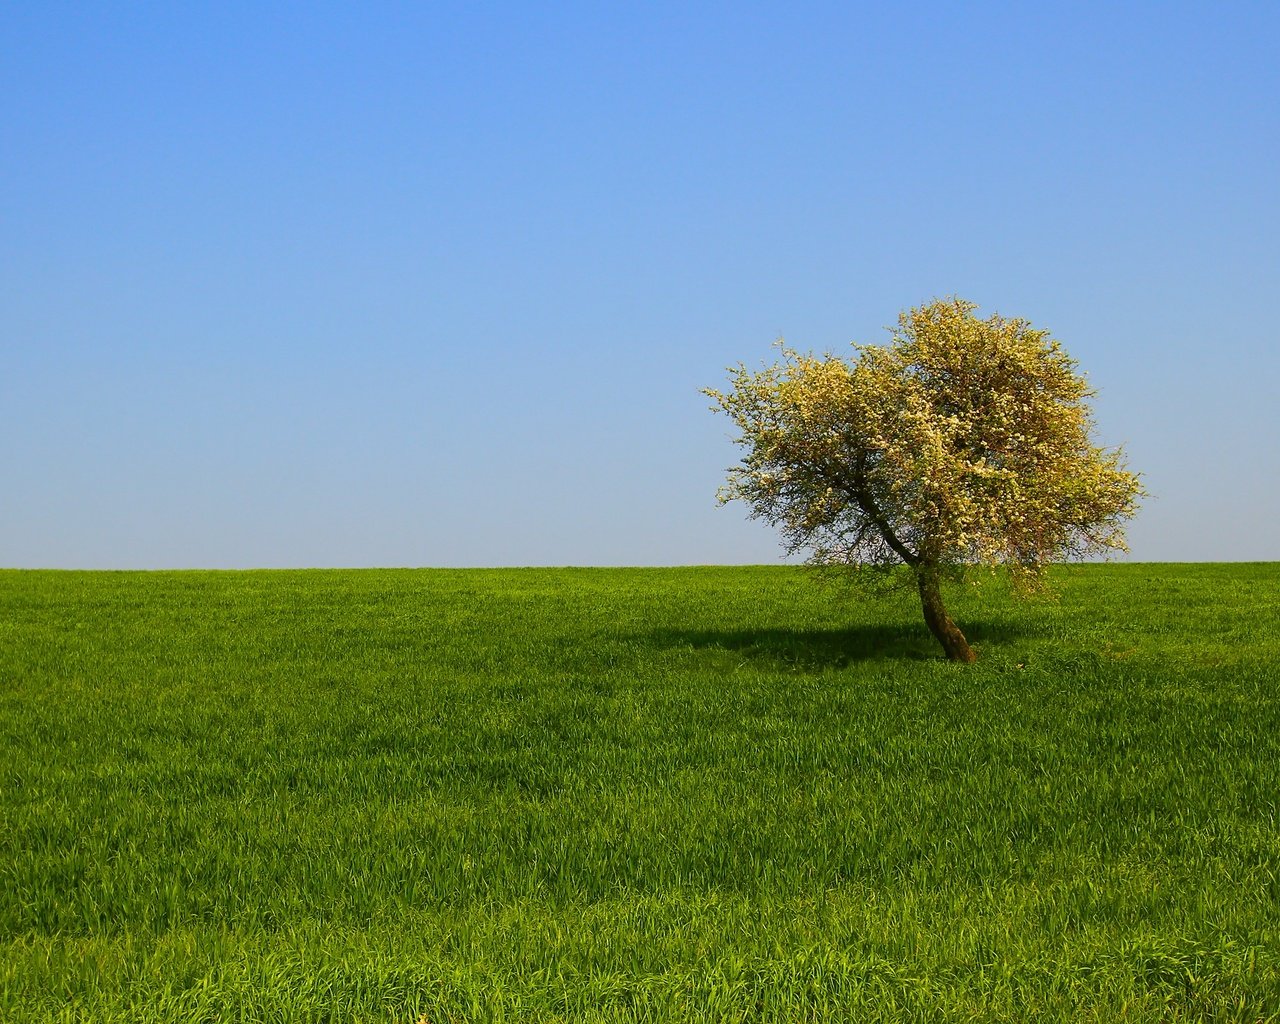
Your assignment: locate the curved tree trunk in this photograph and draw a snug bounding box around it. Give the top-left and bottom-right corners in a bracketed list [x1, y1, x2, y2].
[917, 570, 976, 663]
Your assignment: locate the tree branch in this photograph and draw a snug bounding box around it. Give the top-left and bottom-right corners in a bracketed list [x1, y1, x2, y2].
[826, 459, 920, 567]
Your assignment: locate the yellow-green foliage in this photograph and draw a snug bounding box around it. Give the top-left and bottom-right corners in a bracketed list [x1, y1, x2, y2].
[706, 298, 1143, 589]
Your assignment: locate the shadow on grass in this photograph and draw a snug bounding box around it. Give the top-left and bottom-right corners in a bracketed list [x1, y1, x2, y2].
[649, 620, 1027, 668]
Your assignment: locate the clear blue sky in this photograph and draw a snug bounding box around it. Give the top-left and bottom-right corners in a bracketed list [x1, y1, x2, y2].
[3, 2, 1277, 567]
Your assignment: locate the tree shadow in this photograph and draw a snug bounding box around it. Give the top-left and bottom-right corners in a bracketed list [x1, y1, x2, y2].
[648, 619, 1028, 669]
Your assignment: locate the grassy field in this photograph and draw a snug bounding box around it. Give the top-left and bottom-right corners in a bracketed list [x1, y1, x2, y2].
[1, 563, 1278, 1022]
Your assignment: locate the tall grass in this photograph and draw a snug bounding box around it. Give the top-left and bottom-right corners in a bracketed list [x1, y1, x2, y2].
[2, 564, 1278, 1021]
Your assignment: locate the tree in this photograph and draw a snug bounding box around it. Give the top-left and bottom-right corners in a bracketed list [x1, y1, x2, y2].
[705, 298, 1143, 662]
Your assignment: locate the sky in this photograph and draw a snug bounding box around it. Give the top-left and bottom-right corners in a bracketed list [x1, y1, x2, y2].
[3, 1, 1277, 568]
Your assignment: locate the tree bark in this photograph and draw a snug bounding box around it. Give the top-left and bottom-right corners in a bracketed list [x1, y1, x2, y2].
[917, 570, 976, 663]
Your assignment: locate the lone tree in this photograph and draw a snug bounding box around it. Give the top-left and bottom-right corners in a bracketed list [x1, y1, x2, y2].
[706, 298, 1142, 662]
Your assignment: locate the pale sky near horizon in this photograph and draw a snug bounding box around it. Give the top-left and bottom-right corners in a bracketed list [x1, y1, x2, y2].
[3, 2, 1277, 568]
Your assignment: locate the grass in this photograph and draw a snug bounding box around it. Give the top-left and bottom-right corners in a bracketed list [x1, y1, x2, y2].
[1, 563, 1278, 1022]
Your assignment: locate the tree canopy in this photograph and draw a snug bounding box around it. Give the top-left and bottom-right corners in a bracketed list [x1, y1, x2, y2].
[706, 298, 1143, 662]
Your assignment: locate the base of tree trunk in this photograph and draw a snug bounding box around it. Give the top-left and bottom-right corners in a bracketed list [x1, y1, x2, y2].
[917, 572, 977, 663]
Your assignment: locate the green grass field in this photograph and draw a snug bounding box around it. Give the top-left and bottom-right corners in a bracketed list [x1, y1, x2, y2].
[2, 564, 1278, 1022]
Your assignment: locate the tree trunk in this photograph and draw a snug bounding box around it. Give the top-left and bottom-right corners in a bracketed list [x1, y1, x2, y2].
[917, 570, 976, 663]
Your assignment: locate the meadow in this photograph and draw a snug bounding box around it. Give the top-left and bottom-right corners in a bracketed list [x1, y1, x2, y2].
[1, 563, 1278, 1022]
